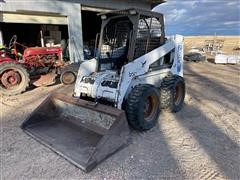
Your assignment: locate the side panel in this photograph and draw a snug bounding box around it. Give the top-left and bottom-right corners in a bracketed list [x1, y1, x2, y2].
[116, 35, 184, 109]
[124, 68, 171, 99]
[116, 39, 176, 109]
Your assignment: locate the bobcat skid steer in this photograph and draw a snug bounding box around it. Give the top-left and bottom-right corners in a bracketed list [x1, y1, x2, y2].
[22, 9, 185, 172]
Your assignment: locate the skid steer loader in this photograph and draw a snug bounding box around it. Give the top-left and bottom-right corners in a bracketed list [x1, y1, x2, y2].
[22, 9, 185, 172]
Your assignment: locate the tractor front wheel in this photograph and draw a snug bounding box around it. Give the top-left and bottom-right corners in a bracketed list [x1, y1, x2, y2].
[125, 84, 160, 131]
[60, 71, 76, 85]
[0, 63, 30, 96]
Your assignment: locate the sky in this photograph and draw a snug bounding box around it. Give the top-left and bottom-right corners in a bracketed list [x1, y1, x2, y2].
[153, 0, 240, 36]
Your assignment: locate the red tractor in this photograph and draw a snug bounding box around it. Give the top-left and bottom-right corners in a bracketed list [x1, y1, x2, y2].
[0, 35, 67, 96]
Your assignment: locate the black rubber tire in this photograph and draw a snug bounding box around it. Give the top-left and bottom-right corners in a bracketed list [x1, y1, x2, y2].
[60, 71, 76, 85]
[160, 75, 185, 112]
[0, 62, 30, 96]
[125, 84, 160, 131]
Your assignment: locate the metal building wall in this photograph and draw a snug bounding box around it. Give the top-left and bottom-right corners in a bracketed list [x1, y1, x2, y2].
[0, 0, 153, 62]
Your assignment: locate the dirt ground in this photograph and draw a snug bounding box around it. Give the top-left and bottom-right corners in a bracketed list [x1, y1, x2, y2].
[0, 62, 239, 179]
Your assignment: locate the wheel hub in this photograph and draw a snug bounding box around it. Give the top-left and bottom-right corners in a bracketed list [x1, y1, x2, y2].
[1, 70, 21, 89]
[62, 72, 75, 84]
[144, 95, 158, 121]
[174, 82, 183, 106]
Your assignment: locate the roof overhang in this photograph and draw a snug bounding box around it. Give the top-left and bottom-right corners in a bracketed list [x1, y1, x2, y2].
[144, 0, 167, 8]
[98, 8, 164, 18]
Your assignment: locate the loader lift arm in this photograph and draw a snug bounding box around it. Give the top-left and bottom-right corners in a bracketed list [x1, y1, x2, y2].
[116, 39, 177, 109]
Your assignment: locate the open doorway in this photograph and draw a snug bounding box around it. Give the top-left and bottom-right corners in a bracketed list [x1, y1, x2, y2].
[1, 23, 69, 58]
[81, 10, 102, 58]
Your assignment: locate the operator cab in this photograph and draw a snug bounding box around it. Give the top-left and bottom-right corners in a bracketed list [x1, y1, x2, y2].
[98, 16, 133, 72]
[97, 9, 165, 73]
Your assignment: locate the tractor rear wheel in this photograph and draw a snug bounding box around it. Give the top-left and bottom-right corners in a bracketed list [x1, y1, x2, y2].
[0, 62, 30, 96]
[125, 84, 160, 131]
[160, 75, 185, 112]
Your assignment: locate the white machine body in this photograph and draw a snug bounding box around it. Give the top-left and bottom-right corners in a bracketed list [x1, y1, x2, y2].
[74, 35, 184, 109]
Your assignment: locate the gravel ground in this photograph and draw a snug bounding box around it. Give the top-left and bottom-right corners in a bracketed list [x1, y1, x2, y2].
[1, 62, 239, 179]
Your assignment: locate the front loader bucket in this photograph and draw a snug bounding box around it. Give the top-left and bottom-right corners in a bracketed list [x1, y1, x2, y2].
[21, 93, 130, 172]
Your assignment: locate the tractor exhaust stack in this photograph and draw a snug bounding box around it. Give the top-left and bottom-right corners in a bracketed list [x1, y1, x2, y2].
[21, 93, 130, 172]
